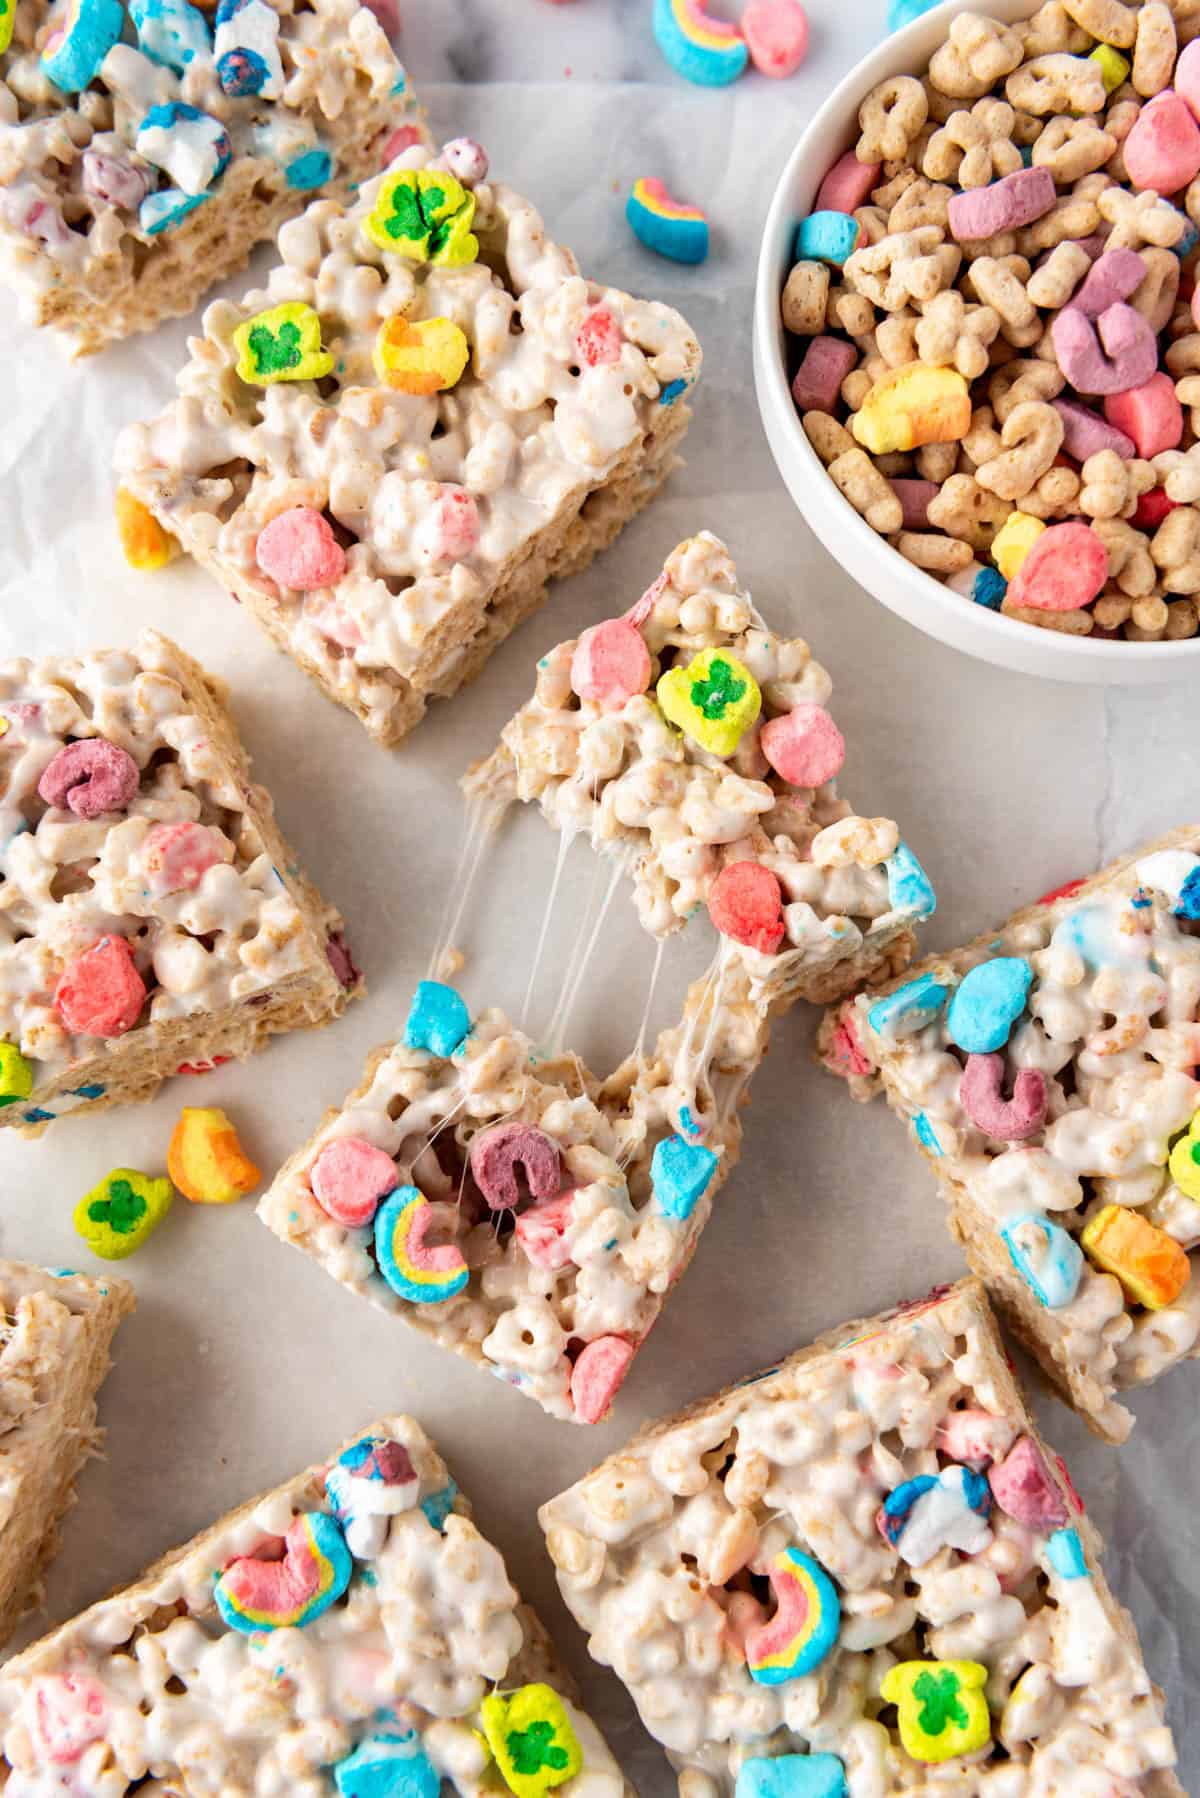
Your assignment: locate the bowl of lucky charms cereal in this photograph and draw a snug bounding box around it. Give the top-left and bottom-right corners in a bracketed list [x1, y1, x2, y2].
[753, 0, 1200, 681]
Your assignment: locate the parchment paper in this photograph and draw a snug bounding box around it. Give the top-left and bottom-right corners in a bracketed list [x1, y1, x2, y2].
[0, 10, 1197, 1790]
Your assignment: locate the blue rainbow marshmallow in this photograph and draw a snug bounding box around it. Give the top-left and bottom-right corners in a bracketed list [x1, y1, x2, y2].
[886, 842, 936, 919]
[795, 212, 860, 268]
[1047, 1527, 1089, 1579]
[946, 957, 1032, 1053]
[1002, 1213, 1083, 1309]
[651, 1134, 719, 1220]
[42, 0, 125, 90]
[214, 1511, 352, 1634]
[403, 981, 470, 1057]
[129, 0, 212, 73]
[375, 1187, 469, 1305]
[334, 1728, 439, 1798]
[735, 1756, 847, 1798]
[867, 972, 948, 1042]
[626, 178, 709, 264]
[746, 1547, 840, 1684]
[653, 0, 748, 85]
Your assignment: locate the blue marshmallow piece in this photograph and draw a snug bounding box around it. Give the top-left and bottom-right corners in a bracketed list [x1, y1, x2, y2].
[887, 0, 942, 30]
[419, 1480, 457, 1532]
[139, 186, 207, 234]
[867, 971, 949, 1042]
[333, 1728, 440, 1798]
[1047, 1526, 1089, 1580]
[129, 0, 212, 73]
[946, 956, 1032, 1053]
[42, 0, 125, 91]
[651, 1133, 719, 1220]
[1002, 1212, 1083, 1309]
[795, 211, 860, 267]
[913, 1111, 942, 1157]
[735, 1755, 848, 1798]
[403, 981, 470, 1058]
[286, 147, 334, 190]
[878, 1473, 937, 1545]
[886, 841, 937, 920]
[652, 0, 749, 85]
[1178, 866, 1200, 920]
[973, 566, 1007, 610]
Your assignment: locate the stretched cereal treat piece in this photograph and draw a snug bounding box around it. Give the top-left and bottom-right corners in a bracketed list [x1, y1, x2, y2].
[464, 534, 934, 1013]
[0, 629, 360, 1135]
[0, 1418, 631, 1796]
[260, 958, 791, 1423]
[0, 0, 423, 358]
[117, 140, 701, 748]
[540, 1278, 1181, 1795]
[0, 1262, 132, 1645]
[820, 826, 1200, 1443]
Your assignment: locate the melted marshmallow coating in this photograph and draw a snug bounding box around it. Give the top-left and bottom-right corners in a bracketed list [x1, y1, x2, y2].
[540, 1282, 1178, 1797]
[853, 835, 1200, 1439]
[0, 1415, 625, 1797]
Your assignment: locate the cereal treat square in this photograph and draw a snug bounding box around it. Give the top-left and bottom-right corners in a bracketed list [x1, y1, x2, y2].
[540, 1278, 1182, 1798]
[261, 956, 783, 1424]
[465, 533, 935, 1012]
[0, 0, 420, 357]
[0, 1261, 133, 1646]
[820, 827, 1200, 1444]
[0, 1415, 632, 1795]
[116, 138, 701, 747]
[0, 627, 360, 1133]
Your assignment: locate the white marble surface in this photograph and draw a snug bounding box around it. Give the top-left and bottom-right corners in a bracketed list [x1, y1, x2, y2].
[0, 1, 1198, 1792]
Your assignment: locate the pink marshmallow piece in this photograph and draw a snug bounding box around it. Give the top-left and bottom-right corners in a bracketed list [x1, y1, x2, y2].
[55, 936, 146, 1039]
[708, 860, 787, 954]
[989, 1435, 1069, 1533]
[470, 1122, 562, 1211]
[936, 1407, 1014, 1470]
[815, 149, 880, 215]
[947, 166, 1055, 242]
[1072, 247, 1146, 319]
[515, 1192, 577, 1269]
[1052, 396, 1135, 461]
[1007, 521, 1108, 612]
[958, 1052, 1048, 1140]
[791, 335, 858, 413]
[256, 508, 347, 591]
[1123, 89, 1200, 195]
[430, 488, 480, 562]
[890, 477, 940, 530]
[570, 1335, 636, 1423]
[32, 1675, 109, 1766]
[37, 739, 140, 820]
[1050, 302, 1158, 396]
[574, 306, 623, 368]
[310, 1137, 398, 1229]
[1177, 38, 1200, 122]
[760, 701, 846, 786]
[1104, 372, 1184, 458]
[380, 123, 423, 168]
[571, 617, 652, 709]
[822, 1003, 873, 1079]
[742, 0, 808, 76]
[140, 821, 223, 896]
[81, 150, 148, 211]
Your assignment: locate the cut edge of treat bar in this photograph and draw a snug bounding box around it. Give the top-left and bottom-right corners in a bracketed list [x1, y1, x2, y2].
[0, 1411, 635, 1795]
[0, 1262, 134, 1647]
[1, 628, 362, 1136]
[539, 1275, 1186, 1798]
[818, 824, 1200, 1445]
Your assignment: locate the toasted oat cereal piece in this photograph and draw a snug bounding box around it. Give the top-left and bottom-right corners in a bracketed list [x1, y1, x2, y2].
[0, 0, 422, 357]
[463, 533, 934, 1012]
[821, 826, 1200, 1443]
[541, 1278, 1181, 1795]
[0, 629, 359, 1134]
[0, 1415, 630, 1794]
[0, 1263, 132, 1645]
[117, 140, 700, 748]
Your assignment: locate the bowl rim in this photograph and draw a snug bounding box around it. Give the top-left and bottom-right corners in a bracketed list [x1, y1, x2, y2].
[752, 0, 1200, 673]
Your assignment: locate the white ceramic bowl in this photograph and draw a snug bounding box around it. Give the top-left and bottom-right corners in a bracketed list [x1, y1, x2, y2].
[753, 0, 1200, 684]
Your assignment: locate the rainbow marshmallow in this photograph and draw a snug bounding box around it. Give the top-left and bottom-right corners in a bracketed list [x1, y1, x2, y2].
[626, 178, 710, 265]
[653, 0, 748, 86]
[214, 1511, 352, 1633]
[745, 1547, 841, 1683]
[374, 1186, 469, 1305]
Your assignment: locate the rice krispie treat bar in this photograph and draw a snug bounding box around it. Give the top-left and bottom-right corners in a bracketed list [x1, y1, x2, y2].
[1, 0, 421, 357]
[820, 826, 1200, 1444]
[0, 1262, 133, 1646]
[784, 0, 1200, 643]
[540, 1277, 1182, 1797]
[0, 1414, 631, 1796]
[0, 627, 359, 1133]
[261, 953, 786, 1425]
[464, 533, 935, 1014]
[116, 137, 702, 747]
